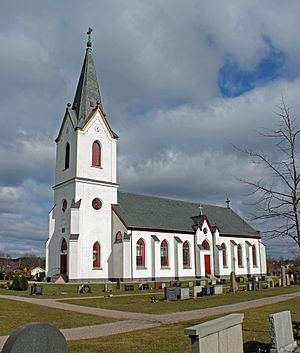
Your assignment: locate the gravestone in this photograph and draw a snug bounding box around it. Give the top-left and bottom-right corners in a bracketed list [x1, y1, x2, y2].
[170, 280, 177, 287]
[195, 280, 201, 286]
[103, 284, 113, 292]
[220, 278, 226, 284]
[124, 284, 134, 291]
[200, 280, 206, 286]
[290, 274, 294, 285]
[277, 278, 281, 286]
[285, 275, 290, 286]
[201, 287, 209, 296]
[188, 281, 194, 288]
[267, 278, 274, 288]
[138, 283, 150, 290]
[280, 266, 286, 287]
[258, 281, 263, 290]
[252, 277, 257, 291]
[230, 271, 238, 293]
[295, 275, 300, 285]
[165, 286, 180, 301]
[269, 310, 296, 353]
[180, 287, 190, 299]
[2, 323, 68, 353]
[30, 284, 42, 296]
[193, 285, 202, 297]
[211, 279, 217, 285]
[162, 282, 166, 289]
[246, 283, 252, 291]
[154, 281, 162, 289]
[213, 285, 223, 295]
[116, 278, 121, 290]
[185, 314, 244, 353]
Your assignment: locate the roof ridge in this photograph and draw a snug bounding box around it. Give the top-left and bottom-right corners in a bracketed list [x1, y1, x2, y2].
[118, 190, 228, 210]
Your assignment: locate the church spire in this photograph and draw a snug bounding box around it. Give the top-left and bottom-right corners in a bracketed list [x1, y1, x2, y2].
[72, 28, 103, 122]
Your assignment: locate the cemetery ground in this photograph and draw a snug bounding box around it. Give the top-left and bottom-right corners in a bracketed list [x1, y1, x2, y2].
[0, 281, 300, 352]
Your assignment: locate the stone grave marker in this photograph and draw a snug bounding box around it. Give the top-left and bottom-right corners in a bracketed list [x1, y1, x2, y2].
[200, 280, 206, 286]
[258, 281, 263, 290]
[116, 278, 121, 290]
[185, 313, 244, 353]
[2, 323, 68, 353]
[269, 310, 296, 353]
[230, 271, 238, 293]
[180, 287, 190, 299]
[193, 285, 202, 297]
[295, 275, 300, 285]
[252, 277, 257, 291]
[162, 282, 166, 288]
[188, 281, 194, 288]
[103, 283, 113, 292]
[277, 278, 281, 286]
[285, 274, 290, 286]
[154, 281, 162, 289]
[246, 283, 252, 291]
[280, 266, 286, 287]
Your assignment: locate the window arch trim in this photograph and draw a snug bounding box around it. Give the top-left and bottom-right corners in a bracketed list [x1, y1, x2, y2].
[93, 241, 101, 268]
[92, 140, 102, 167]
[221, 242, 227, 267]
[160, 239, 169, 267]
[136, 238, 145, 267]
[183, 241, 190, 267]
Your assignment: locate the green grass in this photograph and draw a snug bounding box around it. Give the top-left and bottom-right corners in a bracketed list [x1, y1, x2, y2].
[62, 285, 300, 314]
[67, 296, 300, 353]
[0, 281, 165, 298]
[0, 298, 117, 336]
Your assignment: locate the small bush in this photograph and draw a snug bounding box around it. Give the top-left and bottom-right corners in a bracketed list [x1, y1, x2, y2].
[12, 275, 28, 291]
[12, 275, 21, 290]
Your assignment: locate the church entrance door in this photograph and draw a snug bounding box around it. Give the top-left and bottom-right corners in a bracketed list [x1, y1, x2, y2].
[204, 255, 211, 275]
[60, 254, 67, 274]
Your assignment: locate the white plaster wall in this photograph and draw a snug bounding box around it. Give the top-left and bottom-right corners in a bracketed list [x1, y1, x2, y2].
[55, 117, 77, 185]
[72, 180, 117, 280]
[259, 241, 267, 274]
[76, 112, 117, 184]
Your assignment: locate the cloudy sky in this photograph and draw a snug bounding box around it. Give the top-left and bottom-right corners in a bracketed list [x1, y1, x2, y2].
[1, 0, 300, 259]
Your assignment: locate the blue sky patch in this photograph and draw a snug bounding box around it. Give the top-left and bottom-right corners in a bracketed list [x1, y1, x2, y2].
[218, 49, 285, 97]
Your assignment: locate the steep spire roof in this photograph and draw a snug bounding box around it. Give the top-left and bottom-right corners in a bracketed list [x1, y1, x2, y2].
[72, 28, 103, 122]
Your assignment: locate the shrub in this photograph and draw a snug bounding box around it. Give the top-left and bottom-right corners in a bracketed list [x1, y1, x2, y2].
[19, 275, 28, 290]
[12, 275, 21, 290]
[12, 275, 28, 291]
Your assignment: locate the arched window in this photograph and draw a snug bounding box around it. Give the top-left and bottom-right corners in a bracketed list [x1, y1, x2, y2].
[161, 240, 169, 267]
[61, 238, 67, 252]
[115, 231, 122, 243]
[93, 242, 101, 268]
[252, 245, 257, 267]
[136, 238, 145, 267]
[202, 240, 210, 250]
[221, 243, 227, 267]
[92, 141, 101, 167]
[237, 244, 243, 267]
[65, 143, 70, 169]
[183, 241, 190, 267]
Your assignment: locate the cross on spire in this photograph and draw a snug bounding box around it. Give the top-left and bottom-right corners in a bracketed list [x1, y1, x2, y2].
[87, 27, 93, 48]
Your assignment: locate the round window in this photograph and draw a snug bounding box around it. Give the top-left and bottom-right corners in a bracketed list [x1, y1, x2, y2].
[62, 199, 67, 212]
[203, 227, 208, 235]
[92, 198, 102, 210]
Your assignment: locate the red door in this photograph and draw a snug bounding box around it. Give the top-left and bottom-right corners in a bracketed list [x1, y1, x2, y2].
[204, 255, 211, 275]
[60, 254, 67, 274]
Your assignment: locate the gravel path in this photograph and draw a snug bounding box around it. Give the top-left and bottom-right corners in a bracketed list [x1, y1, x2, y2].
[0, 290, 299, 348]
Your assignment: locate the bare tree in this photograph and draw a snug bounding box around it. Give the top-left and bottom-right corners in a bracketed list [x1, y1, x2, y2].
[236, 100, 300, 250]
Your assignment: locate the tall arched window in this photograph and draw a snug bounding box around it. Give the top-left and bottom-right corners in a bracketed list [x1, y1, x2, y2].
[202, 240, 210, 250]
[252, 245, 257, 267]
[161, 240, 169, 267]
[65, 143, 70, 169]
[93, 242, 101, 268]
[92, 141, 101, 167]
[183, 241, 190, 267]
[61, 238, 67, 252]
[237, 244, 243, 267]
[221, 243, 227, 267]
[136, 238, 145, 267]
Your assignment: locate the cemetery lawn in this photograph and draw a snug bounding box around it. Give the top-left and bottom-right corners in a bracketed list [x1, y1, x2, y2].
[68, 296, 300, 353]
[0, 282, 164, 298]
[62, 286, 300, 314]
[0, 298, 117, 336]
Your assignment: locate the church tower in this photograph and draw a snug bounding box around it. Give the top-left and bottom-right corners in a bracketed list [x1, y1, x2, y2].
[46, 29, 119, 281]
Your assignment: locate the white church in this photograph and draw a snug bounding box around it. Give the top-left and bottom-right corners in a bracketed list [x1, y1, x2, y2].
[46, 31, 267, 282]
